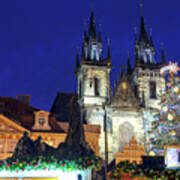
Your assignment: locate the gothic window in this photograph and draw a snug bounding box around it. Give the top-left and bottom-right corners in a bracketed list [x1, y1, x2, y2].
[94, 77, 100, 96]
[149, 81, 157, 99]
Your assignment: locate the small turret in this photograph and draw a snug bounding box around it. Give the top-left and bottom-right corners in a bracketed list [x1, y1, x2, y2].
[83, 21, 88, 42]
[149, 27, 154, 47]
[75, 47, 80, 75]
[161, 42, 166, 65]
[127, 51, 132, 74]
[98, 24, 102, 42]
[107, 38, 111, 60]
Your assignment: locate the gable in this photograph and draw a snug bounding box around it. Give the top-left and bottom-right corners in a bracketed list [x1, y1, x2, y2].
[0, 114, 29, 133]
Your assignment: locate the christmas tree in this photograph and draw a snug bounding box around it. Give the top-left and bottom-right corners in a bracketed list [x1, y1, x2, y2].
[148, 62, 180, 154]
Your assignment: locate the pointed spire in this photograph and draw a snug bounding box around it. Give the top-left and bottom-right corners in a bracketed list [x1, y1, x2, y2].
[98, 23, 102, 42]
[83, 20, 87, 42]
[113, 80, 117, 93]
[149, 26, 154, 47]
[139, 16, 149, 43]
[107, 37, 111, 60]
[161, 42, 166, 64]
[81, 43, 85, 61]
[75, 46, 80, 75]
[120, 62, 126, 80]
[88, 0, 96, 39]
[127, 50, 131, 73]
[134, 26, 138, 43]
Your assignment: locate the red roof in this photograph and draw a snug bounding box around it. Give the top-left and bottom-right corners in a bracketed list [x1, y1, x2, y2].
[0, 97, 64, 133]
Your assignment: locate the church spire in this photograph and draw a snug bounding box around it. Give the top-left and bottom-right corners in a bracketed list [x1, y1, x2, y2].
[161, 42, 166, 64]
[83, 20, 87, 42]
[139, 16, 149, 43]
[127, 50, 131, 74]
[149, 26, 154, 47]
[98, 23, 102, 42]
[75, 47, 80, 75]
[88, 0, 96, 39]
[107, 37, 111, 60]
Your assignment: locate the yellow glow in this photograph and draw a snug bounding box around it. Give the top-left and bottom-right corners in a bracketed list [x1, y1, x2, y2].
[122, 82, 127, 90]
[149, 151, 155, 156]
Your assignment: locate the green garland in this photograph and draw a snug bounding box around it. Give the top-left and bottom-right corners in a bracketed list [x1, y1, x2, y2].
[111, 161, 180, 180]
[0, 155, 103, 172]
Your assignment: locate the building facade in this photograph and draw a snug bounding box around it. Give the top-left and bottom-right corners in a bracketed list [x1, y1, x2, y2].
[74, 10, 166, 162]
[0, 96, 100, 160]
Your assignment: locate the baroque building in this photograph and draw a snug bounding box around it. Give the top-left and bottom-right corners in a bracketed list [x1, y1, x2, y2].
[73, 8, 166, 162]
[0, 95, 100, 160]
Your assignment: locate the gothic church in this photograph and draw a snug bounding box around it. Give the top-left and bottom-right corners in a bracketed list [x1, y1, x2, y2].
[51, 7, 166, 162]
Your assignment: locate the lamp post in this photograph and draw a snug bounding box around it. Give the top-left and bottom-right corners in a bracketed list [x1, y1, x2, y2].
[103, 104, 108, 180]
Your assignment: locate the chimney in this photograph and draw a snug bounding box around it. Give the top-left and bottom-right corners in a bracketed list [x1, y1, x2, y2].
[16, 95, 31, 105]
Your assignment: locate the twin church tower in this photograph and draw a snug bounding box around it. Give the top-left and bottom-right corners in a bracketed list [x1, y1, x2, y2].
[74, 5, 166, 161]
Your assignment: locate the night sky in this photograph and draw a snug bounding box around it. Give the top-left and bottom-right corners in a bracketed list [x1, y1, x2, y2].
[0, 0, 180, 111]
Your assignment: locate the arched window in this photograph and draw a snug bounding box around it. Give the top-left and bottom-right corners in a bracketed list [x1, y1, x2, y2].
[94, 77, 100, 96]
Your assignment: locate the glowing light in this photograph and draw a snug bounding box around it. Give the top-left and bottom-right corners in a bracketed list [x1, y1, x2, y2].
[168, 114, 173, 121]
[165, 147, 180, 168]
[149, 151, 155, 156]
[0, 169, 91, 180]
[162, 106, 168, 112]
[171, 130, 176, 136]
[160, 61, 180, 74]
[174, 87, 179, 93]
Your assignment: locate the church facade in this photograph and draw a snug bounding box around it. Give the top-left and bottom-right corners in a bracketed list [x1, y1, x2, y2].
[74, 10, 166, 162]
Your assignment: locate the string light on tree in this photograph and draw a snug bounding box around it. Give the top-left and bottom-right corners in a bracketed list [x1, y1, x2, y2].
[147, 61, 180, 155]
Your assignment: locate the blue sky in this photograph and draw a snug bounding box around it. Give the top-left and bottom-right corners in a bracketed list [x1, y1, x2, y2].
[0, 0, 180, 110]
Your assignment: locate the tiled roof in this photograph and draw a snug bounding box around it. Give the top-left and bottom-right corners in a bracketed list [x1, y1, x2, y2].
[0, 97, 64, 133]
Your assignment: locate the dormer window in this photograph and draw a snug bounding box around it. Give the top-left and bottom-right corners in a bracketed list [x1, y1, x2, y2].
[32, 110, 51, 130]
